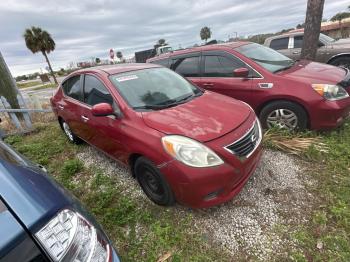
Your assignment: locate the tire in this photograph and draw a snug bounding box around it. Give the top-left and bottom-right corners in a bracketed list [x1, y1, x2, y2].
[60, 119, 83, 144]
[329, 56, 350, 69]
[259, 101, 308, 131]
[135, 157, 175, 206]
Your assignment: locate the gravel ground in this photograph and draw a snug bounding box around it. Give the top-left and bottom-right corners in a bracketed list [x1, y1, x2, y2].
[77, 147, 315, 261]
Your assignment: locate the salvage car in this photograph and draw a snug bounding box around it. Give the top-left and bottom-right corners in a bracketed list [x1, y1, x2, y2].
[50, 63, 262, 208]
[264, 32, 350, 68]
[148, 42, 350, 130]
[0, 140, 120, 261]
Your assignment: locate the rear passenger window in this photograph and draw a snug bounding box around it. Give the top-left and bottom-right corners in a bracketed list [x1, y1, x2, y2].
[270, 38, 289, 50]
[62, 75, 82, 101]
[151, 58, 169, 68]
[204, 56, 246, 77]
[294, 35, 303, 48]
[83, 75, 113, 106]
[171, 56, 200, 77]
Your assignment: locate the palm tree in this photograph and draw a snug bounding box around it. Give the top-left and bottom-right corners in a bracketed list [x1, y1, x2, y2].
[23, 26, 58, 84]
[116, 51, 123, 62]
[200, 26, 212, 43]
[157, 39, 167, 46]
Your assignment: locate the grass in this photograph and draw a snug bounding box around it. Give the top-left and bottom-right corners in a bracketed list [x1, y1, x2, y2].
[17, 81, 41, 88]
[264, 121, 350, 261]
[5, 122, 229, 262]
[31, 83, 57, 91]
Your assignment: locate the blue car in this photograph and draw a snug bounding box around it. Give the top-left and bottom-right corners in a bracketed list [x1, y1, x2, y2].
[0, 140, 120, 262]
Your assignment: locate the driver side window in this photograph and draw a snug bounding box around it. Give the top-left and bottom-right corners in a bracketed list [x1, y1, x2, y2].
[83, 75, 113, 106]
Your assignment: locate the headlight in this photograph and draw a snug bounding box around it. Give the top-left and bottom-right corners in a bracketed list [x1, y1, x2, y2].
[162, 135, 224, 167]
[35, 209, 111, 262]
[312, 84, 349, 101]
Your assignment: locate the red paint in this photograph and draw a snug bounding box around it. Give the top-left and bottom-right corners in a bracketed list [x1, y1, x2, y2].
[50, 63, 262, 208]
[148, 42, 350, 130]
[91, 103, 114, 117]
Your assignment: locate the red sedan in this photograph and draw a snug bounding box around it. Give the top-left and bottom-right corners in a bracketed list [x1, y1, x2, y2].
[148, 42, 350, 130]
[50, 64, 262, 208]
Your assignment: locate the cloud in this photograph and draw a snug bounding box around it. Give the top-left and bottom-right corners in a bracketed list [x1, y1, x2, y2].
[0, 0, 347, 76]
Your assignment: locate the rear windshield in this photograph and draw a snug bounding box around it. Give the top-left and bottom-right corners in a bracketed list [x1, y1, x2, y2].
[109, 68, 201, 109]
[236, 43, 294, 73]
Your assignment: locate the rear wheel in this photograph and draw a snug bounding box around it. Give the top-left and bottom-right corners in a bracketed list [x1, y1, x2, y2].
[60, 120, 82, 144]
[260, 101, 308, 131]
[135, 157, 175, 206]
[329, 56, 350, 69]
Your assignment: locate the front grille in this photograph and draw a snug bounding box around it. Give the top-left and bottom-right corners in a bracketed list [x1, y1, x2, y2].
[225, 120, 261, 158]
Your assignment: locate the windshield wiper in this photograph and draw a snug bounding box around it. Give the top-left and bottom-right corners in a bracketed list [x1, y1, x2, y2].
[133, 102, 179, 110]
[273, 61, 296, 73]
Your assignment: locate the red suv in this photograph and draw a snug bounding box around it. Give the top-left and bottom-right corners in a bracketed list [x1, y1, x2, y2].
[50, 64, 262, 208]
[148, 42, 350, 130]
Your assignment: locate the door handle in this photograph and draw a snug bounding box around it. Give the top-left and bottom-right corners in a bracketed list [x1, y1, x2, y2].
[203, 83, 214, 87]
[58, 105, 64, 110]
[81, 115, 89, 122]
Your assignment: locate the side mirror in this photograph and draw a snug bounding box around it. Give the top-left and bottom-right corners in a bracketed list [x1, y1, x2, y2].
[91, 103, 114, 117]
[233, 68, 249, 78]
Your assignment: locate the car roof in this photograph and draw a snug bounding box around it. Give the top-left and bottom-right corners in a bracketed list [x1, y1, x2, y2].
[74, 63, 161, 75]
[148, 41, 251, 62]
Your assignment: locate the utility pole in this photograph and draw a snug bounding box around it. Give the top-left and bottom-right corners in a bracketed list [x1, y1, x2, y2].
[300, 0, 325, 60]
[0, 52, 20, 109]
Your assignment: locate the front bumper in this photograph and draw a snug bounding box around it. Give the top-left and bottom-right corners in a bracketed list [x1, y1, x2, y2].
[309, 97, 350, 130]
[159, 116, 263, 208]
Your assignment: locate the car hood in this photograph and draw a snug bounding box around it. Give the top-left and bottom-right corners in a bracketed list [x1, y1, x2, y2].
[331, 38, 350, 48]
[141, 92, 252, 142]
[277, 60, 347, 84]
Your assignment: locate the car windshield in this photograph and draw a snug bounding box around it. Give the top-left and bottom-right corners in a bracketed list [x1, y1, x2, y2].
[109, 67, 202, 110]
[319, 33, 335, 43]
[236, 43, 295, 73]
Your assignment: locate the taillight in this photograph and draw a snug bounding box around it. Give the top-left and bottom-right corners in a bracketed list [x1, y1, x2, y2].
[35, 209, 111, 262]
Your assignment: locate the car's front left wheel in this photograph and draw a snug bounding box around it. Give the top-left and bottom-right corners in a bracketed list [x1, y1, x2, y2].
[135, 157, 175, 206]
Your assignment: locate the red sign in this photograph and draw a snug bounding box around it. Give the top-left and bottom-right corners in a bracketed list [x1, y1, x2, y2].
[109, 49, 115, 59]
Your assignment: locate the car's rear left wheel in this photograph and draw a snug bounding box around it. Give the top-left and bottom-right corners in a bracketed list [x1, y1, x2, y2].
[329, 56, 350, 69]
[60, 120, 82, 144]
[135, 157, 175, 206]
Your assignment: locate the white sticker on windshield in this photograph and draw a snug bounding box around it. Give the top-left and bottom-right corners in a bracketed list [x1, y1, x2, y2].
[115, 75, 138, 82]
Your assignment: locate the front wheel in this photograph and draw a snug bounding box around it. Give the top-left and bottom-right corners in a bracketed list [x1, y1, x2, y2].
[259, 101, 308, 131]
[329, 56, 350, 69]
[135, 157, 175, 206]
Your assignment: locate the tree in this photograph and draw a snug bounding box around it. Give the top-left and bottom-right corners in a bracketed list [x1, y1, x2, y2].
[116, 51, 123, 62]
[301, 0, 325, 60]
[0, 52, 20, 109]
[23, 26, 58, 84]
[95, 57, 101, 64]
[330, 12, 350, 38]
[200, 26, 212, 43]
[157, 39, 167, 46]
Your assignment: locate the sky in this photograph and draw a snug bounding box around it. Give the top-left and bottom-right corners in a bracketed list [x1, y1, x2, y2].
[0, 0, 348, 76]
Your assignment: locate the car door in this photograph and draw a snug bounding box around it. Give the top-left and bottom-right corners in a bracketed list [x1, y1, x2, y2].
[269, 37, 290, 58]
[289, 35, 329, 62]
[197, 51, 256, 104]
[170, 53, 201, 86]
[59, 75, 86, 138]
[80, 74, 127, 160]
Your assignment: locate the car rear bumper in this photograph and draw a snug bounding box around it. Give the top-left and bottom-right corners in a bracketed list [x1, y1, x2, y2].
[309, 97, 350, 130]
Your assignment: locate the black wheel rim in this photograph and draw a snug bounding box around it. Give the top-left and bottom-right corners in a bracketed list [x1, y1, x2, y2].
[138, 166, 165, 202]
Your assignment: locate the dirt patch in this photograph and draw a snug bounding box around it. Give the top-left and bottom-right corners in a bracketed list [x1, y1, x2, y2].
[77, 147, 316, 261]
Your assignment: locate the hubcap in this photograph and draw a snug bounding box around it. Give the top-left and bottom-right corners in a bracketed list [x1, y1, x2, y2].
[267, 109, 298, 130]
[62, 122, 74, 141]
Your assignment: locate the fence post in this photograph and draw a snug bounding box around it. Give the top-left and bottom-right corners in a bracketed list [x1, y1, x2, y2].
[0, 96, 23, 131]
[17, 94, 32, 129]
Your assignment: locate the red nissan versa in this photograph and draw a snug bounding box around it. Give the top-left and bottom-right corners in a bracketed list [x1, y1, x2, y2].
[147, 42, 350, 130]
[50, 64, 262, 208]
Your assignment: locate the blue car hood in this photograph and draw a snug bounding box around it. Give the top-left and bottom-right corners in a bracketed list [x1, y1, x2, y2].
[0, 160, 73, 233]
